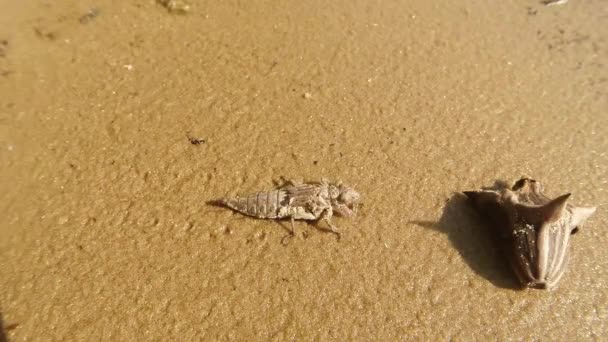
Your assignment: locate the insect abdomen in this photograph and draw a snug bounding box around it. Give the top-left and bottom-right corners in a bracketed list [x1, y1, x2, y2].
[222, 190, 289, 219]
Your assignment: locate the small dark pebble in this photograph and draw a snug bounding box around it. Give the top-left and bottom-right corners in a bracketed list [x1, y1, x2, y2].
[313, 160, 318, 165]
[157, 0, 190, 14]
[188, 136, 206, 145]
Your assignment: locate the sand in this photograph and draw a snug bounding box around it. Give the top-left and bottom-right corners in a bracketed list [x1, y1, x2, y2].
[1, 0, 607, 340]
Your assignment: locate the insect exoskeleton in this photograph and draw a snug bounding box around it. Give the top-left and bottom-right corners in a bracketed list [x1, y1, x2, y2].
[464, 177, 596, 289]
[214, 179, 361, 241]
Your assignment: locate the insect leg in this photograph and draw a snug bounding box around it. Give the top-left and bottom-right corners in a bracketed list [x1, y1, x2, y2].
[322, 208, 341, 240]
[334, 203, 354, 217]
[280, 216, 296, 246]
[290, 216, 296, 235]
[277, 176, 301, 187]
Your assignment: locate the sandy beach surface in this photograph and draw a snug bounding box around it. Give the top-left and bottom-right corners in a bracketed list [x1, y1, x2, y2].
[1, 0, 607, 340]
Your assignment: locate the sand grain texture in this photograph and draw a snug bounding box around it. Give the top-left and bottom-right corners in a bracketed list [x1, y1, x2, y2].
[1, 0, 607, 340]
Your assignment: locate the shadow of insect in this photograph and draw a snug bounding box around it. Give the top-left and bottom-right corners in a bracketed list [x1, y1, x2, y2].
[0, 311, 18, 342]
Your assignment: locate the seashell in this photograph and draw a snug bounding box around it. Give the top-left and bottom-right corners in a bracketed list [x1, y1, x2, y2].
[464, 177, 596, 289]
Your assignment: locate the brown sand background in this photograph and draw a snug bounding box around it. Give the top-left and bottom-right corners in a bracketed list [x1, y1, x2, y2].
[1, 0, 607, 340]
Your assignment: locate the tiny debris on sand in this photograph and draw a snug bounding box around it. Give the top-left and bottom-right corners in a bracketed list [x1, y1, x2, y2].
[187, 135, 206, 145]
[303, 92, 312, 99]
[34, 27, 56, 40]
[79, 8, 100, 24]
[542, 0, 568, 6]
[157, 0, 191, 14]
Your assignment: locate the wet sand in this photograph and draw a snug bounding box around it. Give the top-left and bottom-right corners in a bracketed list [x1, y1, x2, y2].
[1, 0, 607, 340]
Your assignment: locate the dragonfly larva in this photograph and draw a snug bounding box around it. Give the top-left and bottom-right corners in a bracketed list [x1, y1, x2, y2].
[213, 179, 360, 242]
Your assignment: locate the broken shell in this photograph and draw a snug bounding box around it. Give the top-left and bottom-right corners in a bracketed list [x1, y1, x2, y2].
[464, 177, 596, 289]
